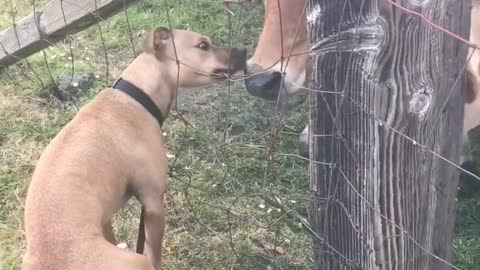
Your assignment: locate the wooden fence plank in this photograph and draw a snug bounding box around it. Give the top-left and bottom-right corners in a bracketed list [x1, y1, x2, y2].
[0, 13, 44, 68]
[0, 0, 140, 68]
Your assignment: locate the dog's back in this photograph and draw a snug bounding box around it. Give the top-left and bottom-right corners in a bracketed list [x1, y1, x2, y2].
[22, 90, 160, 270]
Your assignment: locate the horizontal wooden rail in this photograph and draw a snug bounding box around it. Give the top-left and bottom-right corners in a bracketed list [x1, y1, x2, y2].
[0, 0, 140, 68]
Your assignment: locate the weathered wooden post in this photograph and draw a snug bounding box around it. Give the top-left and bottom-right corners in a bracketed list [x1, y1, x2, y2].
[307, 0, 470, 269]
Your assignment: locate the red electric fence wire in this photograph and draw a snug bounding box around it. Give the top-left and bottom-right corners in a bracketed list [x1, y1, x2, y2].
[385, 0, 479, 50]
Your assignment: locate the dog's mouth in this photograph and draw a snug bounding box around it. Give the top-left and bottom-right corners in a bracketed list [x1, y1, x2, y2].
[211, 67, 245, 80]
[211, 68, 230, 79]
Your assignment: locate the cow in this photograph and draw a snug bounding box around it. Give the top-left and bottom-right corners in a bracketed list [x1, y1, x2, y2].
[244, 0, 480, 193]
[244, 0, 310, 156]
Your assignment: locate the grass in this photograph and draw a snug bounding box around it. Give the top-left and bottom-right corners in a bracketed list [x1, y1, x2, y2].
[0, 0, 479, 269]
[454, 194, 480, 269]
[0, 0, 313, 269]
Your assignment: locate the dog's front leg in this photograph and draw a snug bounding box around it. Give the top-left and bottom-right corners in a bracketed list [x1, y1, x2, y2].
[102, 220, 116, 245]
[143, 200, 165, 270]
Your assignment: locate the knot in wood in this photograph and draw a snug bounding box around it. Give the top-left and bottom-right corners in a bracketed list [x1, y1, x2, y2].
[409, 88, 432, 118]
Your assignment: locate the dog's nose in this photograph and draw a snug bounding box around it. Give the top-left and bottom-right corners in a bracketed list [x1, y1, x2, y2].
[231, 48, 247, 65]
[244, 71, 282, 100]
[229, 48, 248, 73]
[236, 48, 247, 63]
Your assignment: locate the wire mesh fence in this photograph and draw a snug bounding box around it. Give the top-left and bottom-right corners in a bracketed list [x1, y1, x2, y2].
[305, 1, 478, 269]
[0, 0, 478, 269]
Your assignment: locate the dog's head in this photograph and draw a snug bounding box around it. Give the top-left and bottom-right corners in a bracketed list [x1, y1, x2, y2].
[143, 27, 247, 88]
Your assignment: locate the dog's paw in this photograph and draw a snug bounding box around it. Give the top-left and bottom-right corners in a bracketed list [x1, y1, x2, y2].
[116, 243, 128, 249]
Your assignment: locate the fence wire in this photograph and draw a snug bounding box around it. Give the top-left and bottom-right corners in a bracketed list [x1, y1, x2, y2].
[0, 0, 478, 269]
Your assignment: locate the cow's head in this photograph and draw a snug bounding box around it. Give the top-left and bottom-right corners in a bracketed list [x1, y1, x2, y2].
[244, 0, 310, 100]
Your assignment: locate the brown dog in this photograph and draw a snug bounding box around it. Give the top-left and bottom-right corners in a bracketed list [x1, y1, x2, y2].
[21, 27, 246, 270]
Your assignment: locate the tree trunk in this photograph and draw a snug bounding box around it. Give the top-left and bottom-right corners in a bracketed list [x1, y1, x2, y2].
[307, 0, 470, 269]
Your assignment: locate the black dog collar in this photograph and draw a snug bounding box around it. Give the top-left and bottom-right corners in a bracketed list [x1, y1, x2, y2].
[112, 78, 164, 127]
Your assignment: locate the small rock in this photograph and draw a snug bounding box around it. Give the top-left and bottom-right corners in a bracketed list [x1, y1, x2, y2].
[47, 72, 96, 101]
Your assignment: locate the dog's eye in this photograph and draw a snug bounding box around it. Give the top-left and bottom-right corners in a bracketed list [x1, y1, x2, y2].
[197, 41, 210, 51]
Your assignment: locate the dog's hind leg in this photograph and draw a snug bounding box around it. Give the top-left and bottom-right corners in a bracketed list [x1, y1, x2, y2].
[96, 242, 155, 270]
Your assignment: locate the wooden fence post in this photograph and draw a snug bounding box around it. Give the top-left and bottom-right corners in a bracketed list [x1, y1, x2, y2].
[307, 0, 470, 269]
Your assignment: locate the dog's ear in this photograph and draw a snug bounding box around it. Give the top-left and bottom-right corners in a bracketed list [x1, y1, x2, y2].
[143, 27, 171, 58]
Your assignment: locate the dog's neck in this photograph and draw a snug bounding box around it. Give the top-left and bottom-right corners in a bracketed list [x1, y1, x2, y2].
[120, 53, 177, 119]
